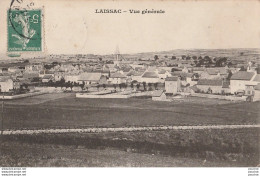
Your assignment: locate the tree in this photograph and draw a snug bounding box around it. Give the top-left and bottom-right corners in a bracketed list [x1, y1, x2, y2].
[142, 82, 146, 91]
[154, 83, 158, 90]
[186, 56, 191, 60]
[240, 66, 247, 71]
[171, 56, 176, 60]
[148, 83, 152, 91]
[99, 57, 102, 61]
[80, 82, 85, 91]
[48, 80, 53, 86]
[154, 55, 159, 61]
[113, 84, 117, 90]
[131, 82, 134, 89]
[181, 55, 186, 60]
[257, 65, 260, 74]
[136, 83, 140, 90]
[69, 82, 73, 91]
[207, 87, 212, 94]
[216, 57, 228, 67]
[103, 84, 106, 89]
[192, 56, 197, 60]
[227, 70, 233, 80]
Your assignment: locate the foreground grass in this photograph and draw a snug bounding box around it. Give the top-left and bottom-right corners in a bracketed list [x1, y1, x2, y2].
[2, 94, 259, 129]
[0, 128, 259, 167]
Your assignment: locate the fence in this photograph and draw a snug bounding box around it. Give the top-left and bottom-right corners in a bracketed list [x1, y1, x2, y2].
[191, 93, 246, 101]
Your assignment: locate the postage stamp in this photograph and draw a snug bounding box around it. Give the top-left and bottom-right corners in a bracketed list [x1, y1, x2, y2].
[7, 9, 42, 52]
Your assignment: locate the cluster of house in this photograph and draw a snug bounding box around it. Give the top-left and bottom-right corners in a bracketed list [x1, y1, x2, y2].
[0, 59, 259, 101]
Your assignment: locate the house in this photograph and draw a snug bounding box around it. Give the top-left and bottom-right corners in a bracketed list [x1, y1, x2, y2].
[64, 74, 79, 83]
[152, 90, 167, 101]
[230, 71, 256, 94]
[171, 72, 198, 86]
[42, 75, 54, 83]
[165, 77, 181, 95]
[0, 76, 14, 92]
[129, 71, 145, 83]
[78, 72, 102, 85]
[54, 71, 65, 82]
[141, 71, 160, 83]
[197, 79, 230, 94]
[191, 67, 205, 74]
[99, 75, 108, 85]
[253, 83, 260, 101]
[109, 72, 127, 84]
[157, 69, 171, 80]
[8, 67, 21, 73]
[39, 70, 54, 78]
[200, 67, 228, 79]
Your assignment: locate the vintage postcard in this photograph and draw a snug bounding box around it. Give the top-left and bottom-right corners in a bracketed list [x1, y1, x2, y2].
[0, 0, 259, 172]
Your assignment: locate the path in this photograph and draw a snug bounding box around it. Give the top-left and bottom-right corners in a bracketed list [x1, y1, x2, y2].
[2, 124, 260, 135]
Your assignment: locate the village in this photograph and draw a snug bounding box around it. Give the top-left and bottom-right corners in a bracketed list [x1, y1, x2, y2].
[0, 51, 259, 102]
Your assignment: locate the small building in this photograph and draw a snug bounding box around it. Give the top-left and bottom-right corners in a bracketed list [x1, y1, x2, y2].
[64, 74, 79, 83]
[141, 71, 160, 83]
[253, 83, 260, 101]
[197, 79, 230, 94]
[165, 76, 181, 95]
[0, 76, 14, 92]
[78, 72, 102, 85]
[42, 75, 54, 83]
[109, 72, 127, 84]
[230, 71, 256, 94]
[152, 90, 167, 101]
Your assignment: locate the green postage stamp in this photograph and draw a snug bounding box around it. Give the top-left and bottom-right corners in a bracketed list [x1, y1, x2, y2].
[8, 9, 42, 52]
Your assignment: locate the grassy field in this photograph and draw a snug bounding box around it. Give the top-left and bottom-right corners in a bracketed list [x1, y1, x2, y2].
[1, 128, 259, 167]
[1, 93, 259, 129]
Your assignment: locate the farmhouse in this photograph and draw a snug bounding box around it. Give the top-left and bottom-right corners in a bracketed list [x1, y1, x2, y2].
[200, 67, 228, 79]
[78, 72, 102, 85]
[64, 74, 79, 83]
[152, 90, 167, 101]
[197, 79, 230, 94]
[42, 75, 54, 83]
[230, 71, 256, 94]
[0, 76, 14, 92]
[253, 83, 260, 101]
[165, 76, 181, 95]
[109, 72, 127, 84]
[141, 71, 160, 83]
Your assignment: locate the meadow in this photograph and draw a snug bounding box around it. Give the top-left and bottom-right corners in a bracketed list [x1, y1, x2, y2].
[1, 93, 259, 130]
[0, 128, 259, 167]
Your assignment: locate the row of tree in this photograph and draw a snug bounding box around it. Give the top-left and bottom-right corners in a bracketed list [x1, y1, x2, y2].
[43, 78, 162, 92]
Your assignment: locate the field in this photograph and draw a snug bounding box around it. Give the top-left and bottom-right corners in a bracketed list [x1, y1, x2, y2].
[1, 93, 259, 130]
[1, 93, 259, 167]
[0, 128, 259, 167]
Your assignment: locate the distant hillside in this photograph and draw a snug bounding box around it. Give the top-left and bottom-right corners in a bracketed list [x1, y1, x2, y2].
[122, 48, 260, 64]
[1, 48, 259, 64]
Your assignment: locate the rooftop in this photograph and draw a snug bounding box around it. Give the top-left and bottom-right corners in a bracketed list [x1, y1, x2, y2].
[230, 71, 255, 80]
[152, 90, 164, 97]
[197, 79, 223, 86]
[142, 71, 159, 78]
[253, 74, 260, 82]
[110, 72, 126, 78]
[165, 76, 178, 81]
[78, 72, 102, 81]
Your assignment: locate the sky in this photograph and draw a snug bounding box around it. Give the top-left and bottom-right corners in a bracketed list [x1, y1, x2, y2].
[0, 0, 260, 55]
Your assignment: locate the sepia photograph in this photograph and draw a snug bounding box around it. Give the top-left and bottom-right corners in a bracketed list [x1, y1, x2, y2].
[0, 0, 259, 172]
